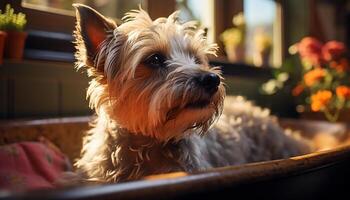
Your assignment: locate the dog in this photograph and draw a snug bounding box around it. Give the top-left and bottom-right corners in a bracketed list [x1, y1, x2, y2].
[72, 4, 309, 183]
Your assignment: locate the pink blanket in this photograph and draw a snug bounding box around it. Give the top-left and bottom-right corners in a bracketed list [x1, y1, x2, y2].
[0, 139, 71, 191]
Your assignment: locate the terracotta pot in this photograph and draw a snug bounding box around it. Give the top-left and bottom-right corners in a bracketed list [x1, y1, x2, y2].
[0, 31, 7, 65]
[225, 44, 245, 63]
[253, 49, 271, 67]
[4, 31, 27, 60]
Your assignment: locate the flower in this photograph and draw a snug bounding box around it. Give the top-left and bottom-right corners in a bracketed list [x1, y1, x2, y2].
[0, 4, 27, 31]
[262, 36, 350, 122]
[220, 13, 245, 47]
[220, 28, 244, 46]
[336, 86, 350, 99]
[292, 84, 304, 96]
[311, 90, 332, 112]
[322, 41, 346, 61]
[232, 12, 245, 29]
[220, 12, 246, 47]
[220, 12, 246, 62]
[253, 30, 272, 53]
[330, 58, 348, 72]
[303, 68, 326, 87]
[297, 37, 324, 66]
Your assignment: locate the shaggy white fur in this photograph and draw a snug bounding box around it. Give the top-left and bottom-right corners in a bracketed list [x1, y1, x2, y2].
[72, 4, 309, 183]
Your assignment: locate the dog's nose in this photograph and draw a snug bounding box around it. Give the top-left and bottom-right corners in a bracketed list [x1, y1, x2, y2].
[197, 73, 220, 94]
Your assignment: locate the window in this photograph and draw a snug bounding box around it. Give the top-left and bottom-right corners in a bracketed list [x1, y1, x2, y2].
[176, 0, 215, 44]
[12, 0, 283, 65]
[23, 0, 146, 19]
[244, 0, 280, 67]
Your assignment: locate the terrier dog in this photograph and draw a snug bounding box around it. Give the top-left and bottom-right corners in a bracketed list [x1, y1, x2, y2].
[73, 4, 309, 183]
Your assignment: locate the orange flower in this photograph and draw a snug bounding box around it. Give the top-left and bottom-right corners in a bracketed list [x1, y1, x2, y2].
[292, 84, 304, 96]
[303, 68, 326, 87]
[311, 101, 323, 112]
[336, 86, 350, 99]
[311, 90, 332, 112]
[330, 58, 349, 72]
[330, 61, 338, 68]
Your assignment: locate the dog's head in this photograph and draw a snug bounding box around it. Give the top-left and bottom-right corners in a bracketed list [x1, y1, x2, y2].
[74, 4, 225, 141]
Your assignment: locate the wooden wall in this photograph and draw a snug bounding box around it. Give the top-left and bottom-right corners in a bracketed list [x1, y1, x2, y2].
[0, 60, 298, 119]
[0, 61, 91, 119]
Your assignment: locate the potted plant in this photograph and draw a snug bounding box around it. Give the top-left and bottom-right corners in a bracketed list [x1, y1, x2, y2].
[290, 37, 350, 122]
[0, 13, 7, 65]
[1, 4, 27, 60]
[220, 12, 246, 63]
[252, 29, 272, 67]
[261, 37, 350, 122]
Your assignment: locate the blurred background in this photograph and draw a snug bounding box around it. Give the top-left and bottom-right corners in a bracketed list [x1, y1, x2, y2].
[0, 0, 349, 121]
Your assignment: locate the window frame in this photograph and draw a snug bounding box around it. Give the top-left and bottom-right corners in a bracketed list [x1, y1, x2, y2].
[0, 0, 176, 62]
[1, 0, 284, 66]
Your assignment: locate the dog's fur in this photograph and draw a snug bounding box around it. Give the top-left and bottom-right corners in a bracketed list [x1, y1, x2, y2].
[73, 4, 309, 183]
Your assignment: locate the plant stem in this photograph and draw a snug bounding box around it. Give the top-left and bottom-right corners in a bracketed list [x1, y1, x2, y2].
[323, 98, 345, 122]
[323, 108, 338, 122]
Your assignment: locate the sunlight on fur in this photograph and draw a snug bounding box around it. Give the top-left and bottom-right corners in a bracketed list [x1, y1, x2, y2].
[72, 4, 310, 183]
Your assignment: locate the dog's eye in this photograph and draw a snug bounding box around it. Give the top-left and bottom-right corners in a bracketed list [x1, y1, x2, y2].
[144, 53, 167, 68]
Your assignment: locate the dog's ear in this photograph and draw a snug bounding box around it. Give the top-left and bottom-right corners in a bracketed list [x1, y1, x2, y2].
[73, 4, 116, 69]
